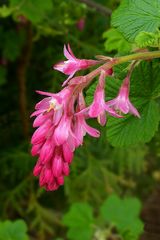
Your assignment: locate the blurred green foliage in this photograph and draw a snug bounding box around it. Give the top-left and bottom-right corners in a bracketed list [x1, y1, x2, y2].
[0, 220, 29, 240]
[63, 194, 143, 240]
[0, 0, 160, 239]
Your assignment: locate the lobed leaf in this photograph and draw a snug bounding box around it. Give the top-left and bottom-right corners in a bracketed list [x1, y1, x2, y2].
[103, 28, 132, 53]
[63, 203, 94, 240]
[0, 220, 29, 240]
[107, 100, 160, 147]
[135, 31, 160, 48]
[100, 194, 144, 239]
[112, 0, 160, 42]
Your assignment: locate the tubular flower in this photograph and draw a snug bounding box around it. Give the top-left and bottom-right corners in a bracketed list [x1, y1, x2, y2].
[53, 44, 99, 86]
[74, 92, 100, 145]
[88, 70, 122, 125]
[106, 76, 140, 117]
[77, 70, 122, 126]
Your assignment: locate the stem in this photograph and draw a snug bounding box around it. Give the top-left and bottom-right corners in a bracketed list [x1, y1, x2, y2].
[127, 60, 138, 79]
[115, 50, 160, 62]
[78, 0, 112, 16]
[17, 23, 33, 139]
[84, 50, 160, 86]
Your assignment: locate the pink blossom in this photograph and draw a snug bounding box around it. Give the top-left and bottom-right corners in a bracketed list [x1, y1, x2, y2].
[31, 86, 100, 191]
[31, 87, 76, 191]
[77, 71, 122, 126]
[54, 114, 78, 150]
[31, 45, 142, 192]
[74, 93, 100, 144]
[105, 68, 113, 76]
[34, 145, 71, 191]
[53, 44, 99, 86]
[106, 76, 140, 117]
[76, 18, 85, 31]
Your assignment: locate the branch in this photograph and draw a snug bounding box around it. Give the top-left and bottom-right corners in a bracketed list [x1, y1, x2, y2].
[17, 23, 33, 139]
[78, 0, 112, 16]
[70, 50, 160, 89]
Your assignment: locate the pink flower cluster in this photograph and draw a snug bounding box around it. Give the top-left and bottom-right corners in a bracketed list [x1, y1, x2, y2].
[31, 44, 140, 191]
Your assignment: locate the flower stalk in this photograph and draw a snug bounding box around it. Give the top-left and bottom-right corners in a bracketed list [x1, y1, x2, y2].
[83, 50, 160, 88]
[31, 46, 160, 191]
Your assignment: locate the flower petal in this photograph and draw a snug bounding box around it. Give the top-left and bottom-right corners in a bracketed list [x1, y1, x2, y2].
[63, 162, 70, 176]
[33, 113, 48, 127]
[62, 71, 76, 87]
[39, 138, 54, 163]
[67, 44, 77, 59]
[64, 44, 76, 60]
[83, 121, 100, 138]
[54, 116, 70, 145]
[63, 143, 73, 164]
[52, 154, 63, 177]
[128, 102, 140, 118]
[98, 111, 106, 126]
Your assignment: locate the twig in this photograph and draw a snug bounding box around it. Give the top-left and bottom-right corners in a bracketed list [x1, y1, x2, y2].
[78, 0, 112, 16]
[17, 22, 33, 139]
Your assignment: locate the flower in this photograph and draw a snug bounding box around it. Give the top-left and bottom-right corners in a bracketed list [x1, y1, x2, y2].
[106, 76, 140, 117]
[104, 68, 113, 76]
[77, 71, 122, 126]
[34, 145, 71, 191]
[53, 44, 99, 86]
[74, 93, 100, 145]
[31, 87, 76, 191]
[31, 86, 100, 191]
[32, 45, 141, 192]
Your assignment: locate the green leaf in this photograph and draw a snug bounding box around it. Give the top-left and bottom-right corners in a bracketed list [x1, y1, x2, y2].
[86, 61, 160, 147]
[0, 5, 13, 17]
[107, 100, 160, 147]
[110, 145, 147, 175]
[100, 195, 143, 239]
[10, 0, 53, 23]
[129, 61, 160, 99]
[0, 220, 29, 240]
[63, 203, 94, 240]
[103, 28, 132, 53]
[135, 31, 160, 48]
[112, 61, 160, 99]
[3, 30, 24, 61]
[112, 0, 160, 42]
[106, 61, 160, 147]
[113, 62, 130, 80]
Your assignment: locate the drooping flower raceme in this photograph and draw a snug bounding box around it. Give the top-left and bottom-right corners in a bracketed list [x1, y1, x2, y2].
[53, 44, 99, 86]
[31, 44, 140, 191]
[31, 86, 100, 191]
[31, 87, 76, 191]
[106, 76, 140, 117]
